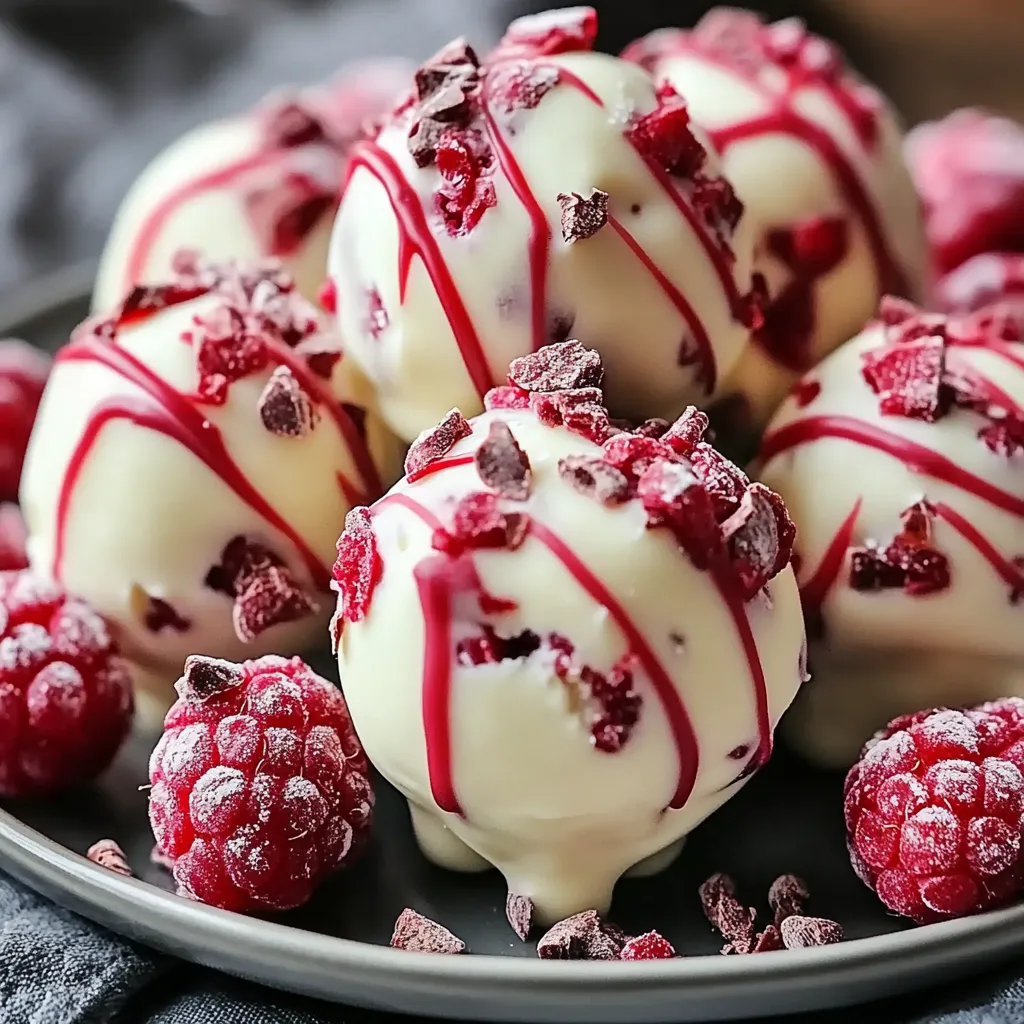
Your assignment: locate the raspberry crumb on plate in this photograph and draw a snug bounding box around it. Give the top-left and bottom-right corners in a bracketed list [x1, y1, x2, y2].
[391, 909, 466, 954]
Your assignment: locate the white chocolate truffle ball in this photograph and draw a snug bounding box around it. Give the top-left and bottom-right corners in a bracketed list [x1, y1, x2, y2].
[759, 299, 1024, 767]
[327, 8, 762, 443]
[333, 342, 805, 923]
[93, 61, 409, 312]
[624, 9, 928, 430]
[22, 256, 402, 697]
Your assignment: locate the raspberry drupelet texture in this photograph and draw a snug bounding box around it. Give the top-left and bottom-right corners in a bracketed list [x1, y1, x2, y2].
[0, 570, 133, 797]
[0, 339, 51, 503]
[148, 653, 373, 912]
[845, 701, 1024, 923]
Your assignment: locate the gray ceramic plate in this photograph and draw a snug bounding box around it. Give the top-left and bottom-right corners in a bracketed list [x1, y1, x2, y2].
[2, 267, 1024, 1023]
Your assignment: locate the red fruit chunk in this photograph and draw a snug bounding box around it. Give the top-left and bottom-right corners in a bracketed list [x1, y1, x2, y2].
[536, 910, 625, 960]
[0, 570, 133, 798]
[506, 892, 534, 940]
[779, 916, 843, 949]
[751, 925, 784, 953]
[434, 134, 497, 238]
[143, 596, 191, 635]
[529, 388, 614, 445]
[149, 654, 372, 912]
[557, 455, 631, 506]
[494, 7, 598, 59]
[488, 62, 561, 114]
[475, 421, 532, 500]
[698, 873, 757, 953]
[558, 189, 609, 243]
[846, 700, 1024, 923]
[391, 908, 466, 954]
[626, 86, 706, 180]
[257, 366, 319, 437]
[0, 504, 28, 572]
[332, 507, 383, 627]
[508, 340, 604, 393]
[484, 385, 530, 411]
[861, 336, 951, 422]
[87, 839, 133, 877]
[768, 873, 809, 926]
[405, 409, 473, 480]
[436, 492, 530, 556]
[619, 931, 676, 960]
[262, 97, 328, 150]
[661, 406, 709, 457]
[0, 339, 50, 502]
[979, 414, 1024, 457]
[719, 483, 796, 599]
[792, 378, 822, 408]
[638, 461, 723, 573]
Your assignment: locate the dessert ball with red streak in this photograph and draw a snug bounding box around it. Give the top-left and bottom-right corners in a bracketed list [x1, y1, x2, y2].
[907, 109, 1024, 279]
[759, 299, 1024, 767]
[332, 341, 805, 924]
[935, 252, 1024, 319]
[0, 570, 133, 797]
[846, 701, 1024, 923]
[327, 7, 762, 442]
[21, 255, 402, 701]
[93, 59, 410, 311]
[624, 8, 926, 433]
[0, 339, 51, 503]
[148, 653, 372, 912]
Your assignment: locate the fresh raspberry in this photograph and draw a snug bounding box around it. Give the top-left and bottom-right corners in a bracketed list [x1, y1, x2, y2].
[148, 654, 373, 912]
[0, 570, 133, 797]
[845, 700, 1024, 923]
[0, 504, 28, 572]
[0, 340, 51, 502]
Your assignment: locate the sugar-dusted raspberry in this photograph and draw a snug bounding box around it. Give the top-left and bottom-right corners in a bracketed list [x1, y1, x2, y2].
[508, 340, 604, 393]
[557, 455, 631, 506]
[0, 570, 133, 797]
[860, 335, 951, 422]
[391, 908, 466, 954]
[0, 339, 51, 502]
[0, 503, 28, 572]
[537, 910, 625, 960]
[845, 701, 1024, 923]
[698, 873, 757, 954]
[148, 654, 373, 912]
[619, 931, 676, 960]
[332, 508, 383, 627]
[405, 408, 473, 480]
[434, 134, 496, 238]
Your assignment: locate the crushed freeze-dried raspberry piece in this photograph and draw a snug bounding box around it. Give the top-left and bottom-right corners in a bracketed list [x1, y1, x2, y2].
[506, 892, 534, 940]
[143, 596, 191, 635]
[475, 421, 532, 500]
[0, 339, 51, 502]
[557, 455, 631, 506]
[626, 85, 706, 180]
[258, 366, 319, 437]
[846, 700, 1024, 923]
[332, 507, 383, 626]
[484, 385, 530, 411]
[493, 6, 598, 59]
[391, 908, 466, 954]
[0, 570, 133, 797]
[861, 335, 951, 422]
[687, 444, 749, 521]
[779, 916, 843, 949]
[456, 626, 541, 667]
[149, 654, 372, 912]
[751, 925, 784, 953]
[434, 134, 497, 237]
[558, 189, 609, 243]
[529, 388, 614, 444]
[87, 839, 133, 877]
[792, 378, 822, 408]
[639, 462, 724, 573]
[849, 501, 951, 597]
[435, 492, 530, 557]
[619, 931, 676, 960]
[768, 873, 809, 926]
[0, 504, 28, 572]
[661, 406, 709, 457]
[508, 340, 603, 393]
[537, 910, 624, 960]
[719, 483, 796, 599]
[178, 654, 245, 701]
[980, 414, 1024, 457]
[317, 278, 337, 315]
[487, 62, 560, 114]
[699, 873, 757, 953]
[405, 409, 473, 480]
[601, 434, 676, 484]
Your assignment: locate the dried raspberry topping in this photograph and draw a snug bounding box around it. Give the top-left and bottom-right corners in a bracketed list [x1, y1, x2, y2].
[205, 536, 318, 643]
[0, 570, 133, 798]
[484, 385, 531, 411]
[405, 409, 473, 480]
[849, 501, 951, 597]
[558, 189, 609, 243]
[719, 484, 797, 599]
[257, 366, 319, 437]
[434, 133, 497, 238]
[493, 7, 598, 60]
[0, 504, 28, 572]
[433, 492, 529, 557]
[557, 455, 631, 506]
[87, 839, 133, 877]
[661, 406, 710, 458]
[362, 286, 389, 342]
[332, 507, 383, 627]
[487, 62, 560, 115]
[506, 892, 534, 940]
[792, 378, 822, 408]
[699, 873, 757, 954]
[143, 596, 191, 635]
[536, 910, 624, 961]
[508, 340, 604, 393]
[149, 654, 372, 912]
[780, 916, 843, 949]
[768, 873, 809, 927]
[619, 931, 676, 960]
[456, 626, 540, 667]
[529, 388, 615, 445]
[474, 421, 532, 500]
[861, 333, 950, 422]
[627, 86, 706, 181]
[639, 460, 724, 573]
[846, 701, 1024, 923]
[391, 908, 466, 954]
[0, 339, 51, 503]
[980, 414, 1024, 458]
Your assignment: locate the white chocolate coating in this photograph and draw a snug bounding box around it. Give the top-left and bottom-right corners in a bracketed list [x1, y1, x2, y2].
[759, 322, 1024, 767]
[93, 64, 409, 312]
[21, 280, 402, 699]
[328, 49, 760, 442]
[336, 409, 805, 923]
[625, 16, 927, 429]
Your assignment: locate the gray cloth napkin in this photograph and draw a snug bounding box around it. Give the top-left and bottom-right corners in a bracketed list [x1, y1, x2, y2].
[2, 870, 1023, 1024]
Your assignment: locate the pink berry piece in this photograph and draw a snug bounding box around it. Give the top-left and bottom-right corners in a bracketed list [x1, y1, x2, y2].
[861, 336, 951, 422]
[558, 189, 609, 243]
[87, 839, 133, 877]
[845, 700, 1024, 923]
[768, 873, 809, 927]
[536, 910, 625, 961]
[0, 503, 28, 572]
[494, 6, 598, 58]
[391, 908, 466, 954]
[434, 492, 530, 557]
[405, 409, 473, 480]
[258, 366, 319, 438]
[332, 508, 383, 628]
[619, 931, 676, 960]
[751, 925, 784, 953]
[474, 421, 532, 500]
[149, 654, 372, 913]
[0, 570, 134, 798]
[698, 873, 757, 954]
[0, 339, 51, 503]
[661, 406, 709, 457]
[779, 916, 843, 949]
[626, 85, 706, 180]
[508, 340, 603, 394]
[557, 455, 631, 506]
[484, 385, 530, 411]
[506, 893, 535, 941]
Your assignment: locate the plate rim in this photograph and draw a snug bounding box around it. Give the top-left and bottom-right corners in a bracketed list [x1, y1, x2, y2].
[3, 269, 1024, 1020]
